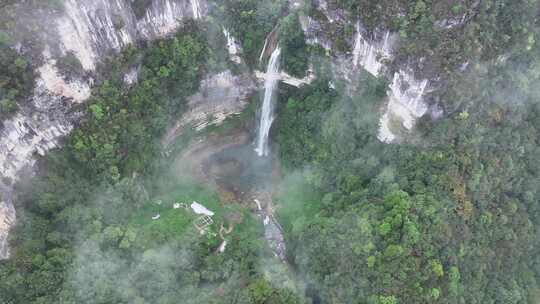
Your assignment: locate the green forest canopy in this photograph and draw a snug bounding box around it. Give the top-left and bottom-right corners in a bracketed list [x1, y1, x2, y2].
[0, 0, 539, 304]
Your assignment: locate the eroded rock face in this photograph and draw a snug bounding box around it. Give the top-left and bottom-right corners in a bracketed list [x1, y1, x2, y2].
[0, 0, 207, 259]
[0, 87, 74, 182]
[351, 23, 392, 77]
[0, 80, 76, 259]
[378, 71, 429, 142]
[0, 201, 15, 259]
[187, 70, 255, 131]
[300, 1, 433, 144]
[163, 70, 256, 146]
[55, 0, 206, 71]
[222, 27, 242, 64]
[38, 58, 92, 102]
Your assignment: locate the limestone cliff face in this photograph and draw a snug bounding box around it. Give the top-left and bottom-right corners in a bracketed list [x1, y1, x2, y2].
[0, 201, 15, 259]
[56, 0, 205, 71]
[300, 0, 433, 143]
[0, 0, 207, 260]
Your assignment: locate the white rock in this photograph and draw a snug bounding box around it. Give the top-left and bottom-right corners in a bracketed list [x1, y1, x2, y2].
[123, 67, 139, 86]
[191, 0, 202, 19]
[0, 201, 16, 259]
[38, 60, 91, 102]
[352, 23, 392, 77]
[254, 70, 315, 87]
[222, 27, 242, 64]
[377, 70, 429, 143]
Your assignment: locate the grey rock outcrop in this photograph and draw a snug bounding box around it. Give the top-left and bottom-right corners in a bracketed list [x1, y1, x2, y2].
[163, 70, 256, 147]
[300, 1, 432, 143]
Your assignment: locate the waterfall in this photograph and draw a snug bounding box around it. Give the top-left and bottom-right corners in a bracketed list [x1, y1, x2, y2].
[191, 0, 201, 19]
[0, 0, 207, 260]
[222, 27, 242, 64]
[255, 47, 281, 157]
[259, 37, 269, 62]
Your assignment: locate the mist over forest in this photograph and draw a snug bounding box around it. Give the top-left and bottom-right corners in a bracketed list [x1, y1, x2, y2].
[0, 0, 539, 303]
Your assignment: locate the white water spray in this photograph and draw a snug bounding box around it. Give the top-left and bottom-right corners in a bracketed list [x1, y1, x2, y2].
[191, 0, 201, 19]
[259, 37, 269, 63]
[255, 47, 281, 157]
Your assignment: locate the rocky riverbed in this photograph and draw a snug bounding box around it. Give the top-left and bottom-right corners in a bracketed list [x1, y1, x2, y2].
[173, 129, 287, 261]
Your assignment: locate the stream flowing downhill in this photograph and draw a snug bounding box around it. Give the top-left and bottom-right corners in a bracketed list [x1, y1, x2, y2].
[249, 46, 287, 261]
[255, 47, 281, 157]
[183, 44, 287, 261]
[191, 0, 202, 19]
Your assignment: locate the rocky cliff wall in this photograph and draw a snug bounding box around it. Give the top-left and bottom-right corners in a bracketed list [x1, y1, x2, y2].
[0, 0, 207, 260]
[300, 0, 434, 143]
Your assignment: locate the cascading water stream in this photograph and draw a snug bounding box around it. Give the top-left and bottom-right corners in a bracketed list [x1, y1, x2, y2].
[255, 47, 281, 157]
[191, 0, 201, 19]
[222, 27, 242, 64]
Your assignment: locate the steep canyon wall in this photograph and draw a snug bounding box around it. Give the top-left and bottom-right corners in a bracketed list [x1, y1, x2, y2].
[0, 0, 207, 259]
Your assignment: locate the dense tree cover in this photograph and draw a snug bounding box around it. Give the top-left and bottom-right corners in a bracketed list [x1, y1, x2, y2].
[210, 0, 312, 76]
[210, 0, 287, 67]
[274, 11, 540, 304]
[0, 42, 35, 120]
[69, 23, 208, 179]
[0, 21, 300, 304]
[1, 1, 539, 303]
[278, 13, 309, 78]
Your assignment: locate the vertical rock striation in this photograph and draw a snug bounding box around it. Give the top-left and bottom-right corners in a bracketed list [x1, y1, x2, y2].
[222, 27, 242, 64]
[162, 70, 256, 147]
[300, 1, 433, 143]
[0, 0, 207, 259]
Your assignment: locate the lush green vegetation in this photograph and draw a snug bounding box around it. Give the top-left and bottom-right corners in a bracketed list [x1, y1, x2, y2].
[331, 0, 538, 82]
[0, 43, 35, 119]
[272, 3, 540, 302]
[275, 66, 540, 304]
[278, 13, 309, 78]
[210, 0, 287, 67]
[0, 21, 300, 304]
[1, 1, 540, 303]
[210, 0, 310, 76]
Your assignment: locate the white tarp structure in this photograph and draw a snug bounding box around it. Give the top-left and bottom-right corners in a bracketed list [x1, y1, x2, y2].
[218, 240, 227, 253]
[191, 202, 214, 216]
